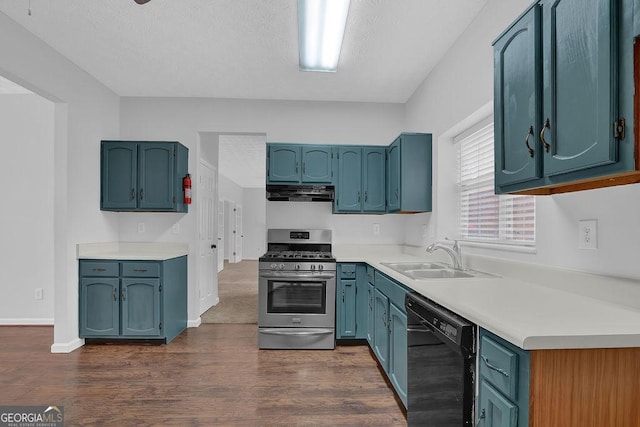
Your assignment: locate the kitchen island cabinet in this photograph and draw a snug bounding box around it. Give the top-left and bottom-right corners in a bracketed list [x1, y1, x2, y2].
[79, 255, 187, 343]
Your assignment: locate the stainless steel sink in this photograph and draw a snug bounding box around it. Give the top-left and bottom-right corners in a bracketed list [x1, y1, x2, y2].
[380, 261, 495, 280]
[380, 262, 449, 272]
[405, 269, 475, 279]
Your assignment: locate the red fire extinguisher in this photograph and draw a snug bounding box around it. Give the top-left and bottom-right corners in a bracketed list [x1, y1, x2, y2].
[183, 174, 192, 204]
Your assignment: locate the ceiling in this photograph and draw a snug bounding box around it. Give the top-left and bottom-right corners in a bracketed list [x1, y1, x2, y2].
[0, 0, 487, 103]
[0, 75, 32, 94]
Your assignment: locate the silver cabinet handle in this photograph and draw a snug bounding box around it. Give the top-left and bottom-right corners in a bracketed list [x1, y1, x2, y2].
[112, 289, 117, 301]
[121, 289, 126, 301]
[481, 356, 509, 377]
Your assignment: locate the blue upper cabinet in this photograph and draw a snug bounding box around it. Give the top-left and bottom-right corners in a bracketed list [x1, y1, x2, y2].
[494, 0, 637, 195]
[302, 145, 333, 183]
[267, 143, 334, 184]
[101, 141, 188, 212]
[541, 0, 618, 176]
[334, 146, 386, 213]
[101, 142, 138, 210]
[336, 146, 363, 212]
[494, 5, 543, 189]
[138, 143, 175, 210]
[268, 144, 301, 183]
[386, 133, 433, 213]
[363, 148, 386, 212]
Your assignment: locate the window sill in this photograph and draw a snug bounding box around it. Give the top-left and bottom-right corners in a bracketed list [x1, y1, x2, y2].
[459, 240, 537, 254]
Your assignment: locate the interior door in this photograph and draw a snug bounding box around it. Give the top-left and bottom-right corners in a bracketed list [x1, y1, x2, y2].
[217, 199, 225, 272]
[234, 204, 243, 263]
[198, 162, 218, 314]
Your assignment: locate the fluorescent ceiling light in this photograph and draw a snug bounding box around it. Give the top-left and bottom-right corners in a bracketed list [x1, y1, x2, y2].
[298, 0, 350, 72]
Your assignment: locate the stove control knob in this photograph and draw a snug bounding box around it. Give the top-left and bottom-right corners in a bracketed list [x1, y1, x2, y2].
[295, 264, 301, 271]
[318, 264, 324, 271]
[270, 263, 277, 270]
[311, 264, 316, 271]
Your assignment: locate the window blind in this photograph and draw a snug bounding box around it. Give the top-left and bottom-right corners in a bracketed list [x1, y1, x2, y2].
[457, 122, 535, 245]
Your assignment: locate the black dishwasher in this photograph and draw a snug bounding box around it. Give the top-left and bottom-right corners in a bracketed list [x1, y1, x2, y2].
[405, 292, 476, 426]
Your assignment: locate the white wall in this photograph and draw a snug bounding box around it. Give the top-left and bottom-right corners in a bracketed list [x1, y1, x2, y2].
[0, 94, 54, 323]
[404, 0, 640, 281]
[0, 12, 120, 350]
[242, 188, 266, 259]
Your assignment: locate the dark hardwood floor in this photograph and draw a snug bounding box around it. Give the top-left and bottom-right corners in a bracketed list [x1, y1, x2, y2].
[0, 325, 406, 426]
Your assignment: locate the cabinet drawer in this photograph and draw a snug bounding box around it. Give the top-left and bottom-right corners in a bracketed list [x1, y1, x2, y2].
[366, 265, 374, 284]
[374, 271, 408, 311]
[339, 263, 357, 279]
[480, 336, 519, 400]
[79, 261, 119, 277]
[122, 262, 161, 277]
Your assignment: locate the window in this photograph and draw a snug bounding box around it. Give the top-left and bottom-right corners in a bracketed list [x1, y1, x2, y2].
[457, 121, 535, 246]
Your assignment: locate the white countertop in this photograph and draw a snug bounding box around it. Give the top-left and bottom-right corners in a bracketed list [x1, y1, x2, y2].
[333, 244, 640, 350]
[77, 242, 189, 260]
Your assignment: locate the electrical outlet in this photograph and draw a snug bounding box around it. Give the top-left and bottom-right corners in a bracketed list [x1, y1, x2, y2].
[578, 220, 597, 249]
[137, 222, 145, 233]
[35, 288, 43, 300]
[373, 223, 381, 235]
[172, 223, 180, 234]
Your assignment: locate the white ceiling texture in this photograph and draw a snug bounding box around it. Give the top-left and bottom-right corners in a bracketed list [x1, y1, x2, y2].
[0, 0, 487, 187]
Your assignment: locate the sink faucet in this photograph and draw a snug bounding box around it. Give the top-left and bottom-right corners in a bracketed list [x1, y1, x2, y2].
[426, 241, 463, 270]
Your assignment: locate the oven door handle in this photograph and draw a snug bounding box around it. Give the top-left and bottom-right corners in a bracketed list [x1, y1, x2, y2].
[259, 272, 336, 280]
[260, 328, 334, 336]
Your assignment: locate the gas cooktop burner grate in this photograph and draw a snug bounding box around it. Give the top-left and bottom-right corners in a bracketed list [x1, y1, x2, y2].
[262, 250, 334, 260]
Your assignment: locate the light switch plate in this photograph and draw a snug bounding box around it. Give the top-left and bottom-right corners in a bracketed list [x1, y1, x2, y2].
[373, 223, 381, 235]
[138, 222, 145, 233]
[578, 219, 597, 249]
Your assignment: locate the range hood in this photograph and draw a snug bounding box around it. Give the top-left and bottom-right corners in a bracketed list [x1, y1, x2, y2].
[266, 185, 334, 202]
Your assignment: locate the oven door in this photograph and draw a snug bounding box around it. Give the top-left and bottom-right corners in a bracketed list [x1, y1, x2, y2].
[258, 271, 336, 328]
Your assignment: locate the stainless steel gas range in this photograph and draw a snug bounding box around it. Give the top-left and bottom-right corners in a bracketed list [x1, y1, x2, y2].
[258, 229, 336, 350]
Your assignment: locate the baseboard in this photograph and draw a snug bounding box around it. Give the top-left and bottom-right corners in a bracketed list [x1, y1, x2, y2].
[0, 318, 54, 325]
[51, 337, 84, 354]
[188, 317, 202, 328]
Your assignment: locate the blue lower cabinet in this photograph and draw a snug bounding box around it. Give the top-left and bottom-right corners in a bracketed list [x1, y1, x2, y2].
[373, 288, 390, 371]
[80, 277, 120, 337]
[79, 257, 187, 343]
[479, 381, 518, 427]
[366, 282, 374, 346]
[388, 302, 408, 406]
[478, 329, 529, 427]
[121, 278, 161, 337]
[337, 279, 357, 338]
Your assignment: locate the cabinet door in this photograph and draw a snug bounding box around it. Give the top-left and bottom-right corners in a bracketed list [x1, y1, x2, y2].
[80, 277, 120, 337]
[541, 0, 618, 177]
[302, 145, 332, 183]
[336, 147, 363, 212]
[366, 283, 374, 347]
[138, 143, 175, 210]
[268, 144, 301, 183]
[479, 381, 518, 427]
[494, 6, 543, 188]
[363, 148, 386, 212]
[337, 279, 356, 338]
[389, 302, 408, 407]
[373, 289, 390, 372]
[121, 278, 161, 337]
[101, 142, 137, 210]
[386, 140, 400, 212]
